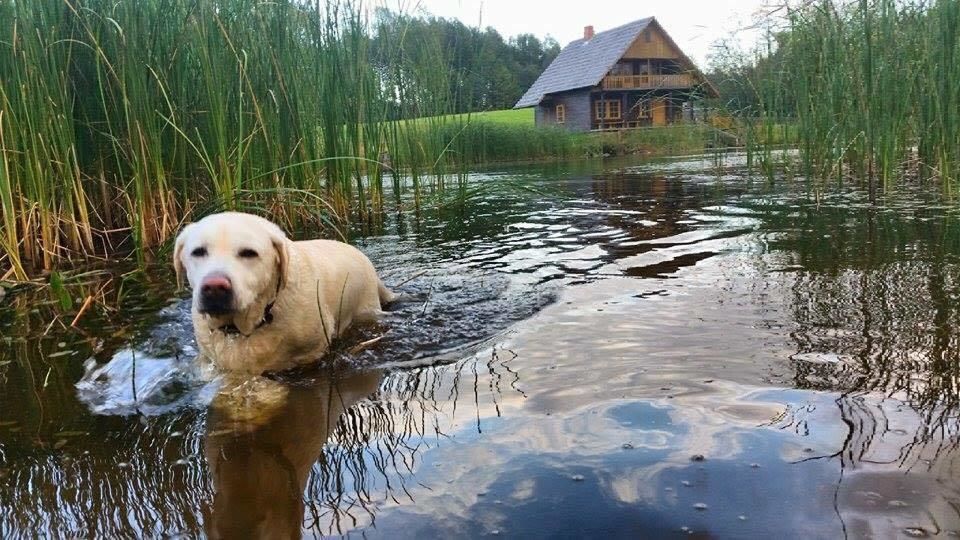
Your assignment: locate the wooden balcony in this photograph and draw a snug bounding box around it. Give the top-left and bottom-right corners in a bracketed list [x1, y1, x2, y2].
[601, 74, 695, 91]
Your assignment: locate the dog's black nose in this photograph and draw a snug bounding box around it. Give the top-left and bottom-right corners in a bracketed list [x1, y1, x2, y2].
[199, 273, 234, 314]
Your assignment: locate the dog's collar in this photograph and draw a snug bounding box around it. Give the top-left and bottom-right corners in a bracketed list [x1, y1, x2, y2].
[215, 301, 275, 337]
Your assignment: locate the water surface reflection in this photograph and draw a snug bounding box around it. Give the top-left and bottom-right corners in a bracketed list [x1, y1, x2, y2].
[3, 155, 960, 537]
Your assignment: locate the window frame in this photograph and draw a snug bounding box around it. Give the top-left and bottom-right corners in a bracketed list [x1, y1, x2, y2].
[595, 99, 622, 121]
[633, 99, 651, 119]
[555, 104, 566, 124]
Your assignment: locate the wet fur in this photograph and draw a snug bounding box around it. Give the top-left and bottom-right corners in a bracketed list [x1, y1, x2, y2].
[174, 212, 394, 374]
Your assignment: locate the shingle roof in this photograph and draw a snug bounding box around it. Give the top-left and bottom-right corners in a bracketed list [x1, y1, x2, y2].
[514, 17, 718, 108]
[514, 18, 654, 108]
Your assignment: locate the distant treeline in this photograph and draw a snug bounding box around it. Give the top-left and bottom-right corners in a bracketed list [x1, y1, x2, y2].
[371, 9, 561, 115]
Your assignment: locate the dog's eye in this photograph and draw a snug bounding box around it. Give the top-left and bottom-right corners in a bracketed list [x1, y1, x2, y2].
[238, 248, 259, 259]
[191, 247, 207, 258]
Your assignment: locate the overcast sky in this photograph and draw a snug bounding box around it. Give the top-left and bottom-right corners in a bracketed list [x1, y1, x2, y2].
[385, 0, 779, 68]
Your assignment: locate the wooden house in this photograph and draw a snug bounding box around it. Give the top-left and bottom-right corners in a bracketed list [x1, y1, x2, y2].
[514, 18, 718, 132]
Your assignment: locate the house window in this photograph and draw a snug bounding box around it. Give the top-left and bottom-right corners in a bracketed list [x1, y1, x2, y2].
[595, 99, 622, 121]
[610, 62, 632, 76]
[556, 104, 566, 124]
[632, 99, 650, 118]
[643, 30, 652, 43]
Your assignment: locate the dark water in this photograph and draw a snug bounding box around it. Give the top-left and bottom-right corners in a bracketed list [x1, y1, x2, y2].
[3, 154, 960, 538]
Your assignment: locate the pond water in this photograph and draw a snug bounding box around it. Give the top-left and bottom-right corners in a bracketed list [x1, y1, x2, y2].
[3, 154, 960, 538]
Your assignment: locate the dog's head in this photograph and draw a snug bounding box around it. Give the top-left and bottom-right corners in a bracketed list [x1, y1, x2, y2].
[174, 212, 289, 334]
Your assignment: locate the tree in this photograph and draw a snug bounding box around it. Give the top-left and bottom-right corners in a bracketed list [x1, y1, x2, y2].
[370, 9, 561, 116]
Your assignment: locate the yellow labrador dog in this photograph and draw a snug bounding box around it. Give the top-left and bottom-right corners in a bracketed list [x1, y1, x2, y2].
[174, 212, 394, 374]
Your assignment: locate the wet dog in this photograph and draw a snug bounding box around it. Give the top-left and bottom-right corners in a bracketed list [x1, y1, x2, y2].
[173, 212, 394, 373]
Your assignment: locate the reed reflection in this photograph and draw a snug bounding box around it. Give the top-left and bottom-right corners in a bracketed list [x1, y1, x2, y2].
[201, 344, 521, 537]
[756, 191, 960, 470]
[203, 369, 382, 538]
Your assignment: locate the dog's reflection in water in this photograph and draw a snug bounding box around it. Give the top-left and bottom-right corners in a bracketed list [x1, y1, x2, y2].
[204, 368, 382, 539]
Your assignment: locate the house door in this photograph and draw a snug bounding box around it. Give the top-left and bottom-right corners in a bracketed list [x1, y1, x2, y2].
[651, 99, 667, 127]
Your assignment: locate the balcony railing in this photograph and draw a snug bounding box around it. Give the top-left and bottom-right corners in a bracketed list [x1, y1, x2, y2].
[601, 74, 694, 91]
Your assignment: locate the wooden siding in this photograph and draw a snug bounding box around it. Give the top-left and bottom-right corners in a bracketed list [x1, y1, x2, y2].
[622, 26, 679, 60]
[588, 91, 688, 129]
[534, 105, 547, 127]
[651, 98, 667, 126]
[601, 74, 694, 91]
[535, 89, 593, 132]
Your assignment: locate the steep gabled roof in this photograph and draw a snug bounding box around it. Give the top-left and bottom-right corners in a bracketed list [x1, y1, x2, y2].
[514, 17, 716, 108]
[514, 18, 654, 109]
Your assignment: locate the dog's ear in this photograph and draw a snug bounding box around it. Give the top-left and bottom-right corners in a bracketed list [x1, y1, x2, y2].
[173, 224, 192, 290]
[269, 227, 290, 291]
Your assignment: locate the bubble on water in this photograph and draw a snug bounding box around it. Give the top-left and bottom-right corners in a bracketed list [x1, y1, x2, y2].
[693, 503, 708, 511]
[750, 463, 761, 468]
[571, 474, 585, 482]
[681, 480, 692, 487]
[903, 527, 929, 538]
[622, 443, 635, 450]
[888, 500, 910, 508]
[690, 454, 706, 462]
[738, 515, 748, 521]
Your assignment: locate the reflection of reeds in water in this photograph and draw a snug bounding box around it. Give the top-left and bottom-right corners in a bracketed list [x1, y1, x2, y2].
[300, 347, 519, 535]
[759, 197, 960, 468]
[0, 345, 519, 537]
[767, 390, 960, 538]
[787, 262, 960, 413]
[0, 414, 212, 536]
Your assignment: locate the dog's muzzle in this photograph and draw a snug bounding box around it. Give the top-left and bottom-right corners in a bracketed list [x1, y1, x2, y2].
[199, 272, 235, 315]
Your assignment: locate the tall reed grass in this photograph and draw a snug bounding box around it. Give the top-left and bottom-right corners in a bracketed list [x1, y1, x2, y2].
[726, 0, 960, 194]
[0, 0, 478, 280]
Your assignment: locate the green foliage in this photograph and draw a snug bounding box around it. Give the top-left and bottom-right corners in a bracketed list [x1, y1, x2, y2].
[442, 121, 579, 163]
[48, 271, 73, 311]
[709, 0, 960, 194]
[0, 0, 507, 278]
[371, 9, 560, 114]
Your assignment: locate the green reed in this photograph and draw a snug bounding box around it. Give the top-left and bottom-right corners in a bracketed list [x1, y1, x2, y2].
[739, 0, 960, 195]
[0, 0, 484, 280]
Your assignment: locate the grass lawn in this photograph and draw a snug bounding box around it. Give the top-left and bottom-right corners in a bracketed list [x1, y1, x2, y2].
[410, 108, 533, 126]
[471, 108, 534, 125]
